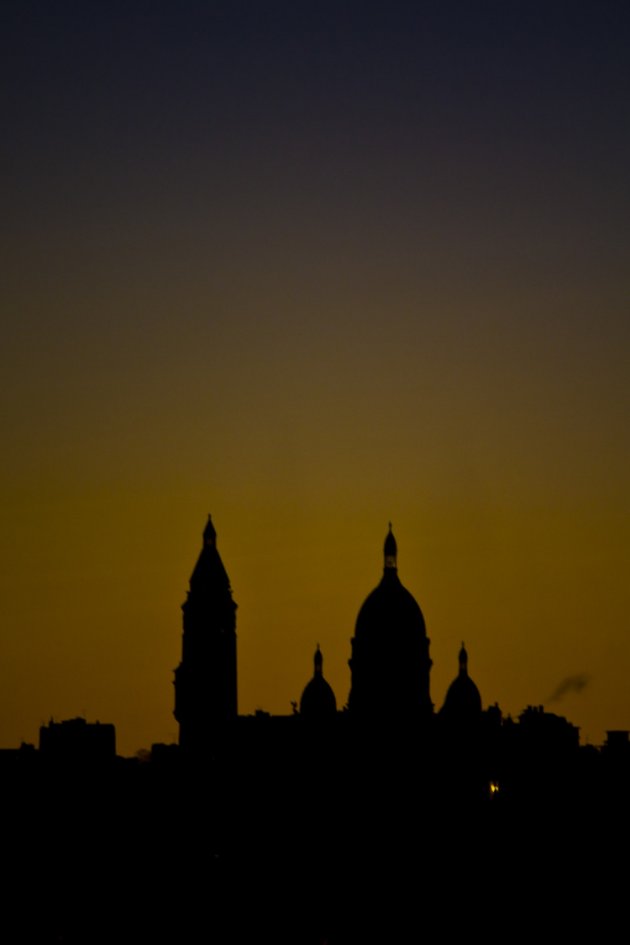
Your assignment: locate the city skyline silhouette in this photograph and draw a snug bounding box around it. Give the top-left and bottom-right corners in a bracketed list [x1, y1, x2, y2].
[1, 512, 616, 753]
[2, 3, 629, 759]
[4, 511, 630, 943]
[3, 6, 629, 940]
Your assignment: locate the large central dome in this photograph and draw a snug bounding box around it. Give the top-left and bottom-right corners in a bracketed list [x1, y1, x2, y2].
[348, 526, 433, 719]
[355, 570, 427, 644]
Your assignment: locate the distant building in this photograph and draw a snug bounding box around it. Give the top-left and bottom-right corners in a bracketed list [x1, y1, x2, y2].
[39, 717, 116, 761]
[516, 704, 580, 751]
[604, 730, 630, 752]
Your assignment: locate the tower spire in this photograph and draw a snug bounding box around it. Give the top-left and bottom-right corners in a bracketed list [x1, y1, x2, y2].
[203, 514, 217, 547]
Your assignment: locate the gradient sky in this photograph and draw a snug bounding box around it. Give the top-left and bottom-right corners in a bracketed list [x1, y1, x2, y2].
[2, 1, 629, 755]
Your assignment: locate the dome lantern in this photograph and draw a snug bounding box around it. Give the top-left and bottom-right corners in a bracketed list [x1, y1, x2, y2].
[384, 523, 397, 571]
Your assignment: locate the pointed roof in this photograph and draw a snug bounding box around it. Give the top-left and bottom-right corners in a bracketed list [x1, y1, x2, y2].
[186, 515, 235, 606]
[203, 514, 217, 546]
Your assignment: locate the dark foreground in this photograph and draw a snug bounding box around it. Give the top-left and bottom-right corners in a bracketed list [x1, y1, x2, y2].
[3, 741, 629, 943]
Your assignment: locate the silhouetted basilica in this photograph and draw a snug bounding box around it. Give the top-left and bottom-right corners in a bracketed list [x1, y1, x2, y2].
[173, 517, 627, 823]
[173, 516, 484, 750]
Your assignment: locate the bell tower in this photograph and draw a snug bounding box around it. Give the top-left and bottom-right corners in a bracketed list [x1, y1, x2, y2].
[174, 515, 237, 750]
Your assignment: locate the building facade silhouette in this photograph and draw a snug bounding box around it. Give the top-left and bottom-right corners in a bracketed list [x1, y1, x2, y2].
[174, 515, 237, 750]
[173, 515, 478, 750]
[2, 515, 625, 945]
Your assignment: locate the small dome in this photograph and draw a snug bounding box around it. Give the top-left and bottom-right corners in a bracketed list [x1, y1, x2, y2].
[300, 647, 337, 718]
[440, 643, 482, 722]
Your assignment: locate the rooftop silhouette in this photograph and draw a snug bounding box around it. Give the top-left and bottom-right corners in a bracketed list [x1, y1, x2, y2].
[3, 514, 630, 943]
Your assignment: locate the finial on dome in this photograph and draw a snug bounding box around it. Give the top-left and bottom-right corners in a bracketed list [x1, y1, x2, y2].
[384, 523, 397, 570]
[314, 644, 323, 674]
[459, 642, 469, 675]
[300, 644, 337, 717]
[203, 514, 217, 547]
